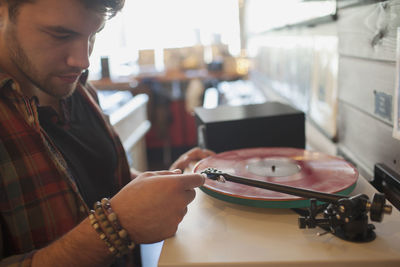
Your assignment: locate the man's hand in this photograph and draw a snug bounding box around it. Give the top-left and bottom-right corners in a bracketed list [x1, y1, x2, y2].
[169, 147, 215, 172]
[111, 170, 205, 244]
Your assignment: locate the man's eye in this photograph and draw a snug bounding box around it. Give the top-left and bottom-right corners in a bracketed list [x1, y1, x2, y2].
[50, 33, 71, 39]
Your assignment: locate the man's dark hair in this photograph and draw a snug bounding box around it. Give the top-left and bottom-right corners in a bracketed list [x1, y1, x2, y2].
[4, 0, 32, 19]
[6, 0, 125, 20]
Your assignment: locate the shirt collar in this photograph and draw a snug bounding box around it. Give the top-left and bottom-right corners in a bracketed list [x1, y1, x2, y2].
[0, 69, 24, 96]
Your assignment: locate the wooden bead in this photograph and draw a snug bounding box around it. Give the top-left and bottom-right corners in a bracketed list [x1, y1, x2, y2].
[109, 246, 116, 254]
[109, 233, 118, 241]
[99, 233, 107, 240]
[102, 220, 111, 228]
[93, 223, 100, 230]
[118, 229, 128, 239]
[101, 198, 109, 205]
[114, 239, 123, 246]
[105, 226, 115, 235]
[98, 213, 107, 221]
[107, 212, 117, 222]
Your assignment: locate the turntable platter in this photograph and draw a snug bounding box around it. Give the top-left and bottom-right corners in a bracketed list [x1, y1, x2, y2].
[193, 147, 358, 208]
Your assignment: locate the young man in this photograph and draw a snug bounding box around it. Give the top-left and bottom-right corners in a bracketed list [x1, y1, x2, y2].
[0, 0, 213, 266]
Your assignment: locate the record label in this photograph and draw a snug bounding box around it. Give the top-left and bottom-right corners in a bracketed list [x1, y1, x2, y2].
[193, 147, 358, 208]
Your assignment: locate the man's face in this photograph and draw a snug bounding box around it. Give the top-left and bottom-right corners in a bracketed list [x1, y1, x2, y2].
[0, 0, 105, 99]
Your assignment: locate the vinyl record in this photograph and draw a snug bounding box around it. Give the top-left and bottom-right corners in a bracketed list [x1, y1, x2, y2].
[193, 147, 358, 208]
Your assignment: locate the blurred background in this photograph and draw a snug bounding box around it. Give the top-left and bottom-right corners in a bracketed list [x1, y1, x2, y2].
[88, 0, 400, 204]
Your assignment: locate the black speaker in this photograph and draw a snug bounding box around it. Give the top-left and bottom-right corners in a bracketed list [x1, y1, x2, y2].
[194, 102, 305, 153]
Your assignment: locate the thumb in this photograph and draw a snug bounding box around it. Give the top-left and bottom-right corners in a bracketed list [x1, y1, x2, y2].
[178, 173, 205, 190]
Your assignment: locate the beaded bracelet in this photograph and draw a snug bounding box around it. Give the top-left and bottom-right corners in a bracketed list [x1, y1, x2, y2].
[100, 198, 135, 253]
[93, 201, 124, 258]
[88, 210, 119, 257]
[90, 199, 135, 258]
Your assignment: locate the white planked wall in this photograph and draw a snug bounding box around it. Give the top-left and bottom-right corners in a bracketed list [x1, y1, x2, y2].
[338, 1, 400, 62]
[248, 0, 400, 180]
[337, 0, 400, 179]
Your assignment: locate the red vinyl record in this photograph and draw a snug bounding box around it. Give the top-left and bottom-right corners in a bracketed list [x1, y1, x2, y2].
[193, 147, 358, 208]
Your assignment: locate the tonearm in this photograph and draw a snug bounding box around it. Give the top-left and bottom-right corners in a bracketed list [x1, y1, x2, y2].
[201, 167, 393, 242]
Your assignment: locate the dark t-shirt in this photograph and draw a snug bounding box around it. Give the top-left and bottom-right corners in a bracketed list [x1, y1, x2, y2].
[38, 90, 140, 266]
[37, 90, 119, 207]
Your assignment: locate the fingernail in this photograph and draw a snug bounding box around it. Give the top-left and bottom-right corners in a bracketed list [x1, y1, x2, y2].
[172, 169, 182, 173]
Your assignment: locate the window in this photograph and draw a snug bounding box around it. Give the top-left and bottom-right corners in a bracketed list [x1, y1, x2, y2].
[89, 0, 241, 80]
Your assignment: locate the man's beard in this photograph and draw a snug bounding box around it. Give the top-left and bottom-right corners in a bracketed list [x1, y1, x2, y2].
[5, 24, 77, 99]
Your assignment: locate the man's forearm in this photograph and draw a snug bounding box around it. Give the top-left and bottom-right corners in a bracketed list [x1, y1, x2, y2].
[32, 217, 115, 267]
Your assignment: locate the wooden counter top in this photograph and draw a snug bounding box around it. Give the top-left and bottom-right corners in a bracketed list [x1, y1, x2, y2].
[154, 176, 400, 267]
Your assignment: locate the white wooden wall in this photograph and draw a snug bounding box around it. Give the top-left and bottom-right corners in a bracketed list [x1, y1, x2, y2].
[248, 0, 400, 180]
[337, 0, 400, 179]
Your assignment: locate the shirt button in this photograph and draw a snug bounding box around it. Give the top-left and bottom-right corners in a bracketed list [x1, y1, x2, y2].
[28, 116, 34, 124]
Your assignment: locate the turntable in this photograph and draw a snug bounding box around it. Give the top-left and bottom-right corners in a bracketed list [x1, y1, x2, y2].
[193, 147, 393, 242]
[155, 147, 400, 267]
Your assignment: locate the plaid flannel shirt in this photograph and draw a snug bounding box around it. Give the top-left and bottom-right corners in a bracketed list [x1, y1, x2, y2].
[0, 71, 131, 266]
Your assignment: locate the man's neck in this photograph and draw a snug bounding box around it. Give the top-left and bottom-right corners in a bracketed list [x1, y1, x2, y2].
[33, 90, 62, 114]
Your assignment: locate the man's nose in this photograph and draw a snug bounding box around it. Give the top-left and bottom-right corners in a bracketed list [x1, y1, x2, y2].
[66, 39, 91, 70]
